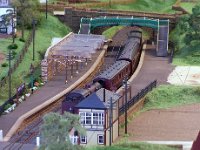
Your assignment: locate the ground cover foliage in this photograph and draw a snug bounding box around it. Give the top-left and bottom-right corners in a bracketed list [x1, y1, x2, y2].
[171, 4, 200, 66]
[95, 0, 176, 14]
[144, 85, 200, 110]
[180, 2, 198, 14]
[87, 142, 178, 150]
[0, 33, 29, 79]
[0, 14, 71, 104]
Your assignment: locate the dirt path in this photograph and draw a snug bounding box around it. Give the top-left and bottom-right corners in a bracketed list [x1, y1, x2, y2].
[127, 103, 200, 141]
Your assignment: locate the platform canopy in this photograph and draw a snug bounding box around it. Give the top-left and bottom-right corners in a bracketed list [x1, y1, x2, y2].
[50, 33, 105, 59]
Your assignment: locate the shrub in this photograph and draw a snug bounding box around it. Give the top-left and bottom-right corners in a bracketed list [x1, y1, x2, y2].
[1, 62, 8, 67]
[8, 43, 18, 49]
[4, 103, 12, 111]
[12, 51, 17, 56]
[19, 38, 25, 42]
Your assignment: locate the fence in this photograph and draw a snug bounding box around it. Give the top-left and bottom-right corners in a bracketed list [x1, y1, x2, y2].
[0, 31, 33, 87]
[169, 41, 175, 63]
[119, 80, 157, 116]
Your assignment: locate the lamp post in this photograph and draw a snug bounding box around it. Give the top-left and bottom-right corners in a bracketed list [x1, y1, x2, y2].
[46, 0, 48, 19]
[11, 12, 15, 44]
[32, 19, 37, 61]
[30, 63, 34, 94]
[123, 77, 128, 134]
[8, 49, 13, 100]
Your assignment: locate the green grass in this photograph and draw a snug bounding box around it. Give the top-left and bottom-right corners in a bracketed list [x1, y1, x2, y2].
[96, 0, 177, 14]
[173, 43, 200, 66]
[0, 14, 71, 104]
[0, 33, 29, 79]
[180, 2, 197, 13]
[143, 85, 200, 111]
[87, 142, 178, 150]
[102, 26, 123, 39]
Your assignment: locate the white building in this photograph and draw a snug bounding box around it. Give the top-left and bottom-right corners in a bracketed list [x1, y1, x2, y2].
[75, 88, 121, 146]
[0, 0, 15, 34]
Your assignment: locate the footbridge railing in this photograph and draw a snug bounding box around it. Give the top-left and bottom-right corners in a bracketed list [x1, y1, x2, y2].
[79, 16, 169, 57]
[79, 16, 169, 33]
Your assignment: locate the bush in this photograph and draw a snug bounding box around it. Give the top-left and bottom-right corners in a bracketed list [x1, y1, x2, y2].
[8, 43, 18, 49]
[1, 62, 8, 67]
[19, 38, 25, 42]
[4, 103, 12, 111]
[12, 51, 17, 56]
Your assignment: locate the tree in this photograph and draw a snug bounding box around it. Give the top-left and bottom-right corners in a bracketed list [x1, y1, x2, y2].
[39, 112, 85, 150]
[178, 4, 200, 45]
[11, 0, 41, 40]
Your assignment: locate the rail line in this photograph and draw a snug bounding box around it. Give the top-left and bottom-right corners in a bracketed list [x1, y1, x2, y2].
[3, 27, 144, 149]
[5, 32, 129, 148]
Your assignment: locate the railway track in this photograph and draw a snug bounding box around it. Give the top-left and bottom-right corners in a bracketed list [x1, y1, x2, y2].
[5, 50, 118, 148]
[5, 27, 140, 148]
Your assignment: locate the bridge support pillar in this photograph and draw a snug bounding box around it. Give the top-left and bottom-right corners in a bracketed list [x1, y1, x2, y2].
[156, 20, 169, 57]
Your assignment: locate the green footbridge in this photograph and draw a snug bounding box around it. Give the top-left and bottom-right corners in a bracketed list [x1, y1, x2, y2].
[79, 17, 170, 56]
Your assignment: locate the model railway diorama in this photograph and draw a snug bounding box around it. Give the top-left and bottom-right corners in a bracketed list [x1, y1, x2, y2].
[62, 29, 143, 114]
[1, 1, 199, 149]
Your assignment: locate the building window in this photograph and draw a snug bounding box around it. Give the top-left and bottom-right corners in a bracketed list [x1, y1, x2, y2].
[85, 112, 91, 125]
[79, 112, 104, 125]
[93, 112, 104, 125]
[80, 136, 87, 144]
[97, 135, 104, 145]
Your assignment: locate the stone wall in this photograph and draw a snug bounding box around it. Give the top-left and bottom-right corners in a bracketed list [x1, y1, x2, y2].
[56, 7, 178, 33]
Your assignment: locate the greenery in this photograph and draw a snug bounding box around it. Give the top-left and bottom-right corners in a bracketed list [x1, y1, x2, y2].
[95, 0, 177, 14]
[102, 26, 123, 39]
[170, 4, 200, 65]
[1, 63, 8, 67]
[180, 2, 197, 13]
[0, 35, 29, 80]
[143, 85, 200, 110]
[0, 14, 71, 104]
[8, 43, 18, 49]
[12, 0, 42, 40]
[87, 142, 178, 150]
[39, 112, 85, 150]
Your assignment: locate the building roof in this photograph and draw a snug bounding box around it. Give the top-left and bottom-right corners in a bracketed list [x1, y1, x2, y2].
[96, 60, 129, 80]
[118, 38, 140, 61]
[75, 88, 121, 110]
[51, 33, 105, 58]
[75, 92, 107, 109]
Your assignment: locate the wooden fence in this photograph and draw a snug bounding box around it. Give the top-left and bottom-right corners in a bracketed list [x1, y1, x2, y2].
[0, 32, 33, 88]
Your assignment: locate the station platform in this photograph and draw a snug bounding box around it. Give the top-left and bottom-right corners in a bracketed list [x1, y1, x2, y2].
[0, 51, 101, 140]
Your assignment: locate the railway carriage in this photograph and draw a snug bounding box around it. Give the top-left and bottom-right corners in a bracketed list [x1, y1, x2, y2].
[62, 29, 143, 113]
[93, 60, 131, 91]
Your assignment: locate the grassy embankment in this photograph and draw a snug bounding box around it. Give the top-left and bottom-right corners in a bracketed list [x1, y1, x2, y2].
[87, 142, 178, 150]
[180, 2, 198, 13]
[0, 33, 29, 80]
[53, 0, 177, 14]
[94, 0, 177, 14]
[144, 85, 200, 111]
[0, 14, 71, 105]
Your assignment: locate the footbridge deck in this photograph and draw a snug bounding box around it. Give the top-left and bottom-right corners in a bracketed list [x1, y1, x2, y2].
[79, 16, 169, 57]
